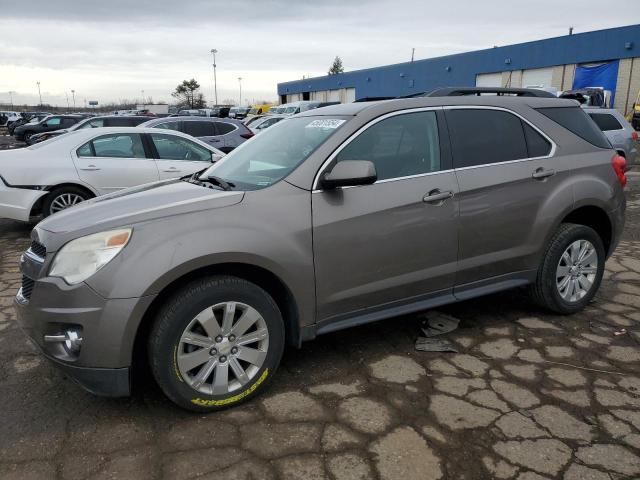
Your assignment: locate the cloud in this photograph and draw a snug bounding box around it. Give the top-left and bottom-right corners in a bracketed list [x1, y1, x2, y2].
[0, 0, 636, 106]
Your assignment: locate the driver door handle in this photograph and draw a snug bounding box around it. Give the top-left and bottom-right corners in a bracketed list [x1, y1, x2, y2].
[162, 167, 182, 173]
[80, 165, 100, 171]
[532, 168, 556, 180]
[423, 190, 454, 204]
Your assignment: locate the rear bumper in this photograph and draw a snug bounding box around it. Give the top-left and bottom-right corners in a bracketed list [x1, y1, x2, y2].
[0, 177, 47, 222]
[609, 199, 626, 258]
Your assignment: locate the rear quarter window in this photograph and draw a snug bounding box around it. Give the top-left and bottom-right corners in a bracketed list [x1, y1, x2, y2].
[537, 107, 610, 149]
[588, 113, 623, 132]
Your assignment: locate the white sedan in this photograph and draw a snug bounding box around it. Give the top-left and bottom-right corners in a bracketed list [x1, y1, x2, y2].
[0, 127, 224, 221]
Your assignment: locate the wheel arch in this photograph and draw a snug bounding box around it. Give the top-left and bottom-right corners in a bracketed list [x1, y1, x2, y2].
[131, 262, 302, 380]
[30, 182, 97, 216]
[560, 205, 613, 255]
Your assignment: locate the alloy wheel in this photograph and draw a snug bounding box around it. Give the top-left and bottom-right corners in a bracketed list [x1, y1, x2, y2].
[177, 302, 269, 395]
[50, 193, 85, 214]
[556, 239, 598, 303]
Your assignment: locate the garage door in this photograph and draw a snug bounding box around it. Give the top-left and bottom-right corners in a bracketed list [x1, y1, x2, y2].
[522, 67, 553, 89]
[328, 89, 341, 102]
[345, 88, 356, 103]
[476, 72, 503, 87]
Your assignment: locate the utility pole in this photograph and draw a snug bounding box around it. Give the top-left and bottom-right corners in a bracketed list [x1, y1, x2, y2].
[238, 77, 242, 106]
[211, 49, 218, 106]
[411, 47, 415, 62]
[65, 92, 70, 111]
[37, 82, 42, 107]
[141, 89, 145, 109]
[8, 91, 14, 109]
[71, 89, 76, 109]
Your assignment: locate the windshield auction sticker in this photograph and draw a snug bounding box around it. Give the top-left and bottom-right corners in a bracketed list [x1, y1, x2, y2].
[305, 119, 346, 129]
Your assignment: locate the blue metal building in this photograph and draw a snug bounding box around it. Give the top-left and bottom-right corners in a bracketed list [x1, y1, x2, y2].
[277, 24, 640, 115]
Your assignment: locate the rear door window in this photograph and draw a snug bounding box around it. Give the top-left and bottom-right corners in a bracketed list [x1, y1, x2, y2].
[149, 133, 211, 161]
[215, 122, 236, 135]
[522, 123, 552, 158]
[588, 113, 623, 131]
[154, 121, 181, 131]
[183, 121, 216, 137]
[537, 107, 610, 148]
[446, 109, 528, 168]
[335, 110, 441, 180]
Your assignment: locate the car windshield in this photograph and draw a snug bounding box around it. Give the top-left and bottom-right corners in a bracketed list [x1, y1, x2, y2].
[200, 116, 348, 190]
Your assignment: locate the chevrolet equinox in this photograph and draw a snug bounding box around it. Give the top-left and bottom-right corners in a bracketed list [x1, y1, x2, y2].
[16, 95, 627, 411]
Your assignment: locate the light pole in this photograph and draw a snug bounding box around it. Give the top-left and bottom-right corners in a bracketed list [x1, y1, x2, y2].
[37, 82, 42, 107]
[65, 92, 70, 111]
[8, 91, 14, 109]
[210, 49, 218, 107]
[141, 89, 145, 109]
[71, 90, 76, 110]
[238, 77, 242, 106]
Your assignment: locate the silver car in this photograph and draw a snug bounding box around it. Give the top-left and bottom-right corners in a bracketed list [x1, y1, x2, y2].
[139, 117, 254, 153]
[586, 108, 638, 169]
[16, 95, 626, 411]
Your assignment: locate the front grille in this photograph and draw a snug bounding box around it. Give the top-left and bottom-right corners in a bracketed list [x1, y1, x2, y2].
[30, 241, 46, 259]
[21, 276, 35, 300]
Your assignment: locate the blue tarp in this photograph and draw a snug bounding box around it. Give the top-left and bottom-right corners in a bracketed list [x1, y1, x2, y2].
[572, 60, 619, 105]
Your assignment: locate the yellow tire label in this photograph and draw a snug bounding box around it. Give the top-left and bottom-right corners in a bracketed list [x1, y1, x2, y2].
[191, 368, 269, 407]
[173, 345, 184, 383]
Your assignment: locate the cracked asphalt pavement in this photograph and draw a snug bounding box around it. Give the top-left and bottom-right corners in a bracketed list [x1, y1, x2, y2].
[1, 130, 640, 479]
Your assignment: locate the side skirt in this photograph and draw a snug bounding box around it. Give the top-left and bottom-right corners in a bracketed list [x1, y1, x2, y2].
[300, 270, 536, 342]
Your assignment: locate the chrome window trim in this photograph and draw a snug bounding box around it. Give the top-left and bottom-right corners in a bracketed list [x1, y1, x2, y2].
[442, 105, 557, 171]
[312, 106, 443, 191]
[312, 105, 558, 190]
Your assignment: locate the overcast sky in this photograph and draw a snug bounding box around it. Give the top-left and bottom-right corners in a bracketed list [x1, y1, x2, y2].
[0, 0, 637, 108]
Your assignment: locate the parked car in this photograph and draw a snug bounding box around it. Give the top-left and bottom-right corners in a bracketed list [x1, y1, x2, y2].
[247, 104, 272, 117]
[278, 101, 341, 115]
[228, 106, 251, 119]
[14, 95, 626, 411]
[139, 117, 254, 153]
[0, 111, 21, 127]
[28, 115, 152, 145]
[210, 106, 231, 118]
[0, 127, 224, 220]
[586, 108, 638, 169]
[249, 114, 287, 133]
[7, 113, 49, 135]
[243, 114, 267, 127]
[13, 115, 85, 142]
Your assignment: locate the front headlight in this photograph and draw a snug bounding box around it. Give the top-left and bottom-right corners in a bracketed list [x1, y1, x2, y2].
[49, 228, 132, 285]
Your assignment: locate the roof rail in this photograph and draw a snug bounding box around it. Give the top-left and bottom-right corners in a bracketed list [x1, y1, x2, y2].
[425, 87, 556, 98]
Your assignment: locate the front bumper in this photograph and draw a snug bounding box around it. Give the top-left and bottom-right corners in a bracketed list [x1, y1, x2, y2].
[0, 177, 47, 222]
[14, 258, 156, 397]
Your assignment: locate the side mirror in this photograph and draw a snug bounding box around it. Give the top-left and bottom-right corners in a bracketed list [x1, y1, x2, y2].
[320, 160, 377, 189]
[211, 153, 224, 163]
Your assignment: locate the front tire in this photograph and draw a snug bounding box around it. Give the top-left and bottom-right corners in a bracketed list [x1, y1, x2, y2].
[530, 223, 605, 314]
[148, 276, 284, 412]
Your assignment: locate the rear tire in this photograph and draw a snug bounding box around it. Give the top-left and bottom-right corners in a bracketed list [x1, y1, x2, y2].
[529, 223, 605, 314]
[42, 186, 92, 217]
[148, 276, 284, 412]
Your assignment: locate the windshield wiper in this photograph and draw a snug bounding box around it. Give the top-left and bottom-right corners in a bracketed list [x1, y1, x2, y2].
[205, 175, 235, 191]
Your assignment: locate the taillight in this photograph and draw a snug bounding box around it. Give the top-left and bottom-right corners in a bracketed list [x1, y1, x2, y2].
[611, 154, 627, 187]
[240, 131, 254, 139]
[632, 131, 638, 141]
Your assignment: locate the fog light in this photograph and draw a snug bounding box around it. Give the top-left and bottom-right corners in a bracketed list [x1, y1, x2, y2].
[44, 329, 83, 355]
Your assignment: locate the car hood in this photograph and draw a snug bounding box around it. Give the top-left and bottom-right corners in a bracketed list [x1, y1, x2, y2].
[37, 178, 244, 234]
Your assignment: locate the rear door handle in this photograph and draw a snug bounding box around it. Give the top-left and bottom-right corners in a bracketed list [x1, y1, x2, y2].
[423, 189, 454, 204]
[162, 167, 182, 173]
[532, 168, 556, 180]
[80, 165, 100, 171]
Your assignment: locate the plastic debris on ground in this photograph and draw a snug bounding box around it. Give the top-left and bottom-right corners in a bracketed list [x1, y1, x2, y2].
[415, 311, 461, 352]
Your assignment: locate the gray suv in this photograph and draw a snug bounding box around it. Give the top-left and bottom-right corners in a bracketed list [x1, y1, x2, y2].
[15, 95, 627, 411]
